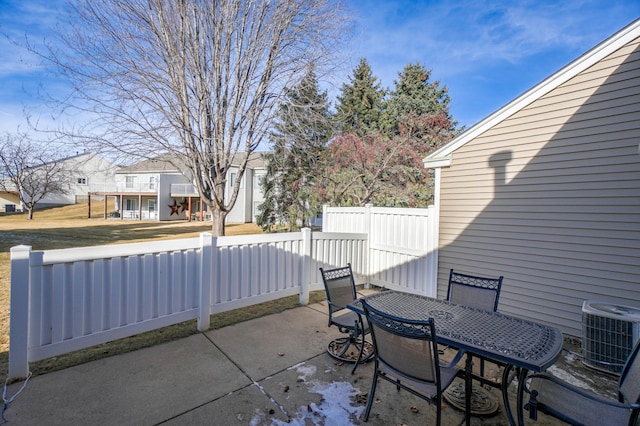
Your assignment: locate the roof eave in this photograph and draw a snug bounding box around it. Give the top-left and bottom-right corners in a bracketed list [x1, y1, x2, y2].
[423, 18, 640, 168]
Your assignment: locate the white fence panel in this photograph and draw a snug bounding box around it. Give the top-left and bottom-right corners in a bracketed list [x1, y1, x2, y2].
[212, 232, 305, 313]
[322, 206, 368, 233]
[9, 229, 373, 379]
[26, 241, 203, 364]
[323, 205, 438, 296]
[309, 232, 369, 290]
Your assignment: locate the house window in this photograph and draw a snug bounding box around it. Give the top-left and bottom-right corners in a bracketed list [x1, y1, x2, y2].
[254, 173, 265, 189]
[149, 176, 156, 190]
[229, 172, 243, 189]
[77, 177, 87, 185]
[126, 176, 137, 189]
[148, 199, 156, 212]
[126, 199, 137, 210]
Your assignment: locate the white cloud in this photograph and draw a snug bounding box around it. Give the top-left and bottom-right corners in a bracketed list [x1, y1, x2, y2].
[348, 0, 639, 82]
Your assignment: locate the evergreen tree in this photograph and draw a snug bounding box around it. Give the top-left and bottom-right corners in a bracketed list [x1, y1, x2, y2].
[334, 58, 386, 136]
[257, 65, 332, 231]
[381, 63, 458, 143]
[320, 62, 461, 208]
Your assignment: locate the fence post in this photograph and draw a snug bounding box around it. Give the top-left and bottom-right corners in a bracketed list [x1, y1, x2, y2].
[425, 204, 439, 297]
[198, 233, 214, 331]
[322, 204, 328, 232]
[364, 204, 372, 288]
[299, 228, 312, 305]
[9, 245, 32, 380]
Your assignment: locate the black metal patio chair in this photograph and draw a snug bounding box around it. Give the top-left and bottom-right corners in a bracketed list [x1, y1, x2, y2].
[319, 263, 372, 374]
[525, 339, 640, 425]
[360, 298, 463, 425]
[443, 269, 504, 416]
[447, 268, 503, 313]
[446, 269, 504, 375]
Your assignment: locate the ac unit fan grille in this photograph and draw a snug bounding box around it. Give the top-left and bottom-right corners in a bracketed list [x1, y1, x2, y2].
[582, 312, 637, 375]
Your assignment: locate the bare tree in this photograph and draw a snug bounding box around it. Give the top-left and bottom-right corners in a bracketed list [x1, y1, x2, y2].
[38, 0, 348, 235]
[0, 132, 70, 219]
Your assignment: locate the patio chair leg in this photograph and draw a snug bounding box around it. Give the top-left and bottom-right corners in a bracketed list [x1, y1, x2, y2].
[328, 337, 352, 358]
[351, 335, 366, 374]
[362, 372, 379, 422]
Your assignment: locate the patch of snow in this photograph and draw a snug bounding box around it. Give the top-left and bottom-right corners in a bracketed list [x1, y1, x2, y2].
[563, 351, 579, 362]
[272, 381, 364, 426]
[546, 365, 595, 392]
[288, 362, 317, 382]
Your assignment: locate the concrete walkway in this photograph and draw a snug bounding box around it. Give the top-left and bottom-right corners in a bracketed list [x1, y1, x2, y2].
[3, 300, 616, 425]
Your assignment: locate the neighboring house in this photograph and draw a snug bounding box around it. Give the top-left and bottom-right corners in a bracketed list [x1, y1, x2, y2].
[93, 152, 268, 223]
[233, 152, 267, 224]
[0, 189, 20, 212]
[1, 152, 117, 212]
[423, 19, 640, 336]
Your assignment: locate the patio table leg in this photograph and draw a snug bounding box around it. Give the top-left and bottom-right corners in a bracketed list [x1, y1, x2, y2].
[501, 364, 517, 426]
[465, 355, 472, 425]
[516, 368, 529, 426]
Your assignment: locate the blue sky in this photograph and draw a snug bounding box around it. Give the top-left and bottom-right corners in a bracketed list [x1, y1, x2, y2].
[1, 0, 639, 136]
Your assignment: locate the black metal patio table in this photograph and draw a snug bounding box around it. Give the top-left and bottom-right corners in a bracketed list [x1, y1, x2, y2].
[348, 290, 564, 426]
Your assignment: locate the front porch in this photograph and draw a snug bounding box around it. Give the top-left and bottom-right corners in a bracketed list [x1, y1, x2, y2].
[87, 190, 210, 221]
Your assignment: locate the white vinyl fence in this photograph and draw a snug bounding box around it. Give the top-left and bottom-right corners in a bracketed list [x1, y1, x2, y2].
[323, 205, 438, 295]
[9, 229, 367, 379]
[9, 206, 435, 380]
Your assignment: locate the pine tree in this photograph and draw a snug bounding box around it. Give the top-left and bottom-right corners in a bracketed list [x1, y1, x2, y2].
[319, 62, 460, 208]
[334, 58, 386, 136]
[381, 63, 458, 146]
[257, 65, 332, 231]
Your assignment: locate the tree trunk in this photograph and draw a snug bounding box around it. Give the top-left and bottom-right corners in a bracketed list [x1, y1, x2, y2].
[211, 209, 226, 236]
[27, 208, 34, 220]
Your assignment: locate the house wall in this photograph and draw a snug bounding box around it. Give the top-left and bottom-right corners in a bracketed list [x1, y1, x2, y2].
[0, 192, 20, 212]
[435, 37, 640, 336]
[114, 171, 162, 193]
[160, 174, 191, 221]
[39, 153, 117, 207]
[226, 166, 261, 224]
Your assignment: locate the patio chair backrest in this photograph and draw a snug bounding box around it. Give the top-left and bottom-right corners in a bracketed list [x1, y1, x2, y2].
[618, 339, 640, 405]
[319, 264, 357, 315]
[447, 269, 503, 312]
[363, 299, 439, 384]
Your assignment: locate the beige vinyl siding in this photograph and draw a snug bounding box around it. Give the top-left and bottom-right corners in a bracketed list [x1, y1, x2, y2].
[436, 37, 640, 337]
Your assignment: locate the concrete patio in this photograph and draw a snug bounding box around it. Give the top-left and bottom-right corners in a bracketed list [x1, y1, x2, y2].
[3, 297, 619, 425]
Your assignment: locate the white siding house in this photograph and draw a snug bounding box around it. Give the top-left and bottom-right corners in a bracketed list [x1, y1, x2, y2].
[98, 152, 268, 223]
[0, 190, 20, 213]
[1, 152, 117, 212]
[423, 19, 640, 336]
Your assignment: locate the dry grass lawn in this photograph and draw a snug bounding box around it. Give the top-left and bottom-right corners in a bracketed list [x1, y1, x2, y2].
[0, 204, 325, 380]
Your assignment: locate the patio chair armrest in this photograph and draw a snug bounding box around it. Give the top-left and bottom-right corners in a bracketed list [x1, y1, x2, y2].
[525, 372, 633, 424]
[440, 347, 467, 369]
[525, 373, 622, 403]
[327, 299, 346, 310]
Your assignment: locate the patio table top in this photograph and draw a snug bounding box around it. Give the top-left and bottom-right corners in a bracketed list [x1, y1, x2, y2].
[349, 290, 564, 372]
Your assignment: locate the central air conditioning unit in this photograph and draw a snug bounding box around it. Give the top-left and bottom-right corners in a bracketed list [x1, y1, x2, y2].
[582, 300, 640, 375]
